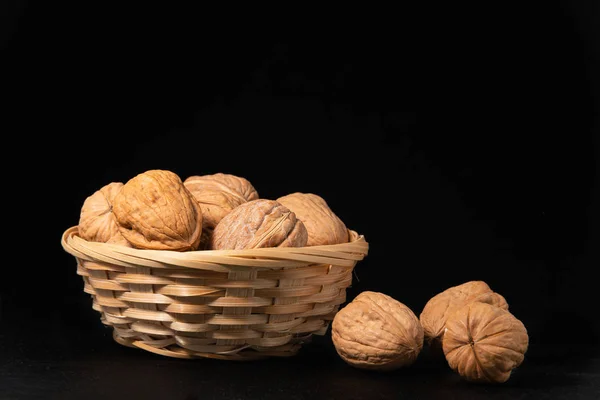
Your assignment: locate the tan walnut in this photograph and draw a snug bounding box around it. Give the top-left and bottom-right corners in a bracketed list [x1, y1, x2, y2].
[419, 281, 508, 348]
[331, 291, 424, 371]
[277, 192, 348, 246]
[443, 301, 529, 383]
[78, 182, 131, 247]
[209, 199, 307, 250]
[112, 169, 203, 251]
[183, 173, 259, 248]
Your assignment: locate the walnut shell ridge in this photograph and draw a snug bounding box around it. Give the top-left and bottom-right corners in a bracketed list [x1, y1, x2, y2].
[420, 281, 508, 346]
[78, 182, 131, 247]
[209, 199, 308, 250]
[112, 169, 203, 251]
[331, 291, 424, 371]
[277, 192, 348, 246]
[184, 173, 259, 248]
[443, 302, 529, 383]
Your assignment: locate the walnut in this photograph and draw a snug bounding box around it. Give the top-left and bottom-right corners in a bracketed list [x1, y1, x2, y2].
[331, 291, 424, 371]
[420, 281, 508, 348]
[277, 192, 348, 246]
[78, 182, 131, 247]
[443, 302, 529, 383]
[112, 169, 203, 251]
[209, 199, 307, 250]
[183, 173, 259, 248]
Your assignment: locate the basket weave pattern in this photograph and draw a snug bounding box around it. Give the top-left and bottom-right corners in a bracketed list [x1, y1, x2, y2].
[61, 226, 368, 360]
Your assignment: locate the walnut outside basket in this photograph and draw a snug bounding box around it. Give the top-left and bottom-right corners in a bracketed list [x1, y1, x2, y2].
[61, 226, 369, 360]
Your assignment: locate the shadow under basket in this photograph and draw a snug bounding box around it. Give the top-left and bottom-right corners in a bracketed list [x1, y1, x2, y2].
[61, 226, 369, 360]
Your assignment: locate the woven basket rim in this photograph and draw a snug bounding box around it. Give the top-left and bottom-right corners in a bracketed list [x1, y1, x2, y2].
[61, 226, 369, 271]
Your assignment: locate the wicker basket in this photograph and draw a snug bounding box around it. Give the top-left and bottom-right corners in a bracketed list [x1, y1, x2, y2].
[61, 226, 368, 360]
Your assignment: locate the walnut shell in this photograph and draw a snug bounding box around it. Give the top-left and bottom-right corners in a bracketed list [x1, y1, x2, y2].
[443, 302, 529, 383]
[420, 281, 508, 347]
[112, 169, 203, 251]
[78, 182, 131, 247]
[209, 199, 308, 250]
[183, 173, 259, 248]
[331, 291, 424, 371]
[277, 192, 348, 246]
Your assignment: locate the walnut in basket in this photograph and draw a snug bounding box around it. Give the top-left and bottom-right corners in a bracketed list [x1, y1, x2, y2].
[183, 173, 259, 248]
[78, 182, 131, 247]
[443, 302, 528, 383]
[209, 199, 308, 250]
[112, 169, 203, 251]
[331, 291, 424, 371]
[276, 192, 348, 246]
[419, 281, 508, 350]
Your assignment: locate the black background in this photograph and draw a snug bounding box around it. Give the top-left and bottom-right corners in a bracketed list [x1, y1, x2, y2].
[2, 1, 599, 399]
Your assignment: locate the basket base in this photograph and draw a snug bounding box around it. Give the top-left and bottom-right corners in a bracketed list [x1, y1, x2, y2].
[111, 330, 305, 361]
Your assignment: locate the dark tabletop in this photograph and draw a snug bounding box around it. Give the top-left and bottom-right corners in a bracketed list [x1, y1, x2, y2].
[2, 289, 599, 400]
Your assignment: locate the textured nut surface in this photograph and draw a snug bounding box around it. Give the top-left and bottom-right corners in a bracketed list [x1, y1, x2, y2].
[78, 182, 131, 247]
[112, 169, 203, 251]
[184, 173, 259, 247]
[443, 302, 529, 383]
[277, 192, 348, 246]
[420, 281, 508, 345]
[209, 199, 307, 250]
[331, 291, 424, 370]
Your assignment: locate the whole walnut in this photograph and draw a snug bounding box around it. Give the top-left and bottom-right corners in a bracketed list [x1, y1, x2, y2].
[183, 173, 259, 248]
[420, 281, 508, 348]
[112, 169, 203, 251]
[331, 291, 424, 371]
[209, 199, 307, 250]
[443, 302, 529, 383]
[277, 192, 348, 246]
[78, 182, 131, 247]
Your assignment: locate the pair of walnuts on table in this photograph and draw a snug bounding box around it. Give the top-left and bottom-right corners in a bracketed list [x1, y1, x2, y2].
[78, 169, 350, 251]
[331, 281, 529, 384]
